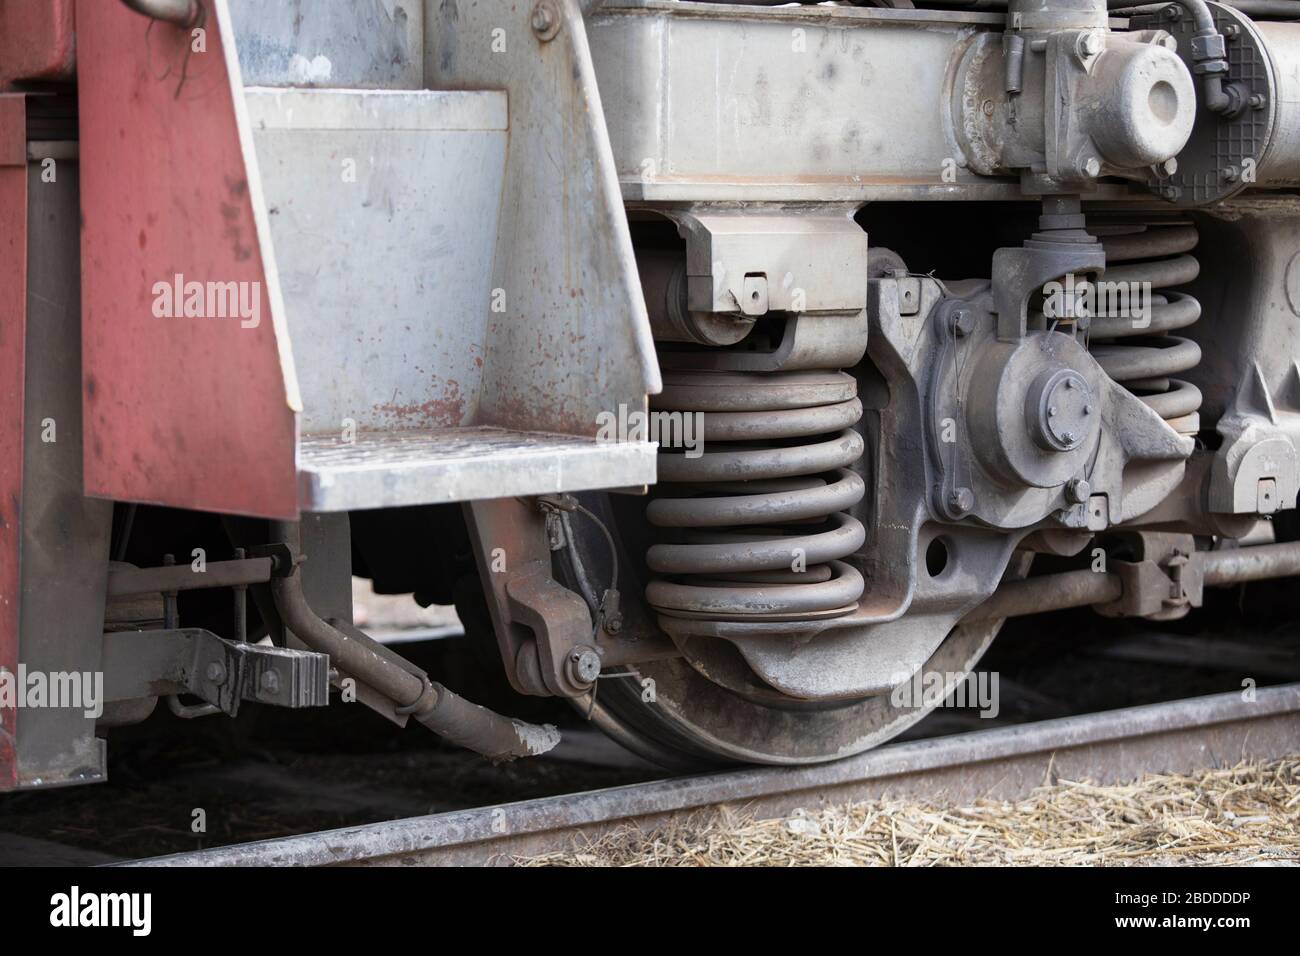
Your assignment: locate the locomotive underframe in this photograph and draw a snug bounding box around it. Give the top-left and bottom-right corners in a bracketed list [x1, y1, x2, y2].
[3, 0, 1300, 785]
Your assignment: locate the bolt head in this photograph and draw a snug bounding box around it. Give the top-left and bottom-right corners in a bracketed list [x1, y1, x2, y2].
[261, 670, 280, 693]
[570, 647, 602, 685]
[1079, 31, 1104, 57]
[1081, 157, 1102, 178]
[950, 309, 976, 337]
[1158, 158, 1178, 177]
[205, 662, 225, 683]
[1066, 477, 1091, 504]
[947, 487, 975, 515]
[531, 1, 559, 39]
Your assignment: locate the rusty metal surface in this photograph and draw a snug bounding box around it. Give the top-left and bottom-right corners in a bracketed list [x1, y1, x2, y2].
[0, 0, 76, 87]
[246, 87, 507, 436]
[426, 0, 661, 437]
[0, 94, 26, 792]
[129, 683, 1300, 866]
[77, 0, 299, 519]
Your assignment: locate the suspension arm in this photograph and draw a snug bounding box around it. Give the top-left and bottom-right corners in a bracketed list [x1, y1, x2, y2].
[965, 541, 1300, 622]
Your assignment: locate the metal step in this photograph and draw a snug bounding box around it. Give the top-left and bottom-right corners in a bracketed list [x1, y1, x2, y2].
[297, 428, 655, 511]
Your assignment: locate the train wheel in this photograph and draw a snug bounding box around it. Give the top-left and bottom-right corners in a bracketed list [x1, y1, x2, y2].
[579, 615, 1009, 769]
[565, 494, 1021, 769]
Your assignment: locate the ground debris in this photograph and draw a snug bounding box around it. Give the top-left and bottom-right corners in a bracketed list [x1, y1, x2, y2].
[517, 757, 1300, 867]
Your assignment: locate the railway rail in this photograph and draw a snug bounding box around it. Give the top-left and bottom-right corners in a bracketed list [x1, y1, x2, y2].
[128, 682, 1300, 867]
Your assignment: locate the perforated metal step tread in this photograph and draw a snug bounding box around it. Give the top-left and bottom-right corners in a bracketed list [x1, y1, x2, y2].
[297, 428, 655, 511]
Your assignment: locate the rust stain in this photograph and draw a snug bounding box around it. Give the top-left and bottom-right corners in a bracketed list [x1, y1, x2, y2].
[373, 376, 467, 427]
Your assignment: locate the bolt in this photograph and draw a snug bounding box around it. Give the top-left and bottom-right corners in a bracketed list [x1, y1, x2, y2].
[261, 670, 280, 694]
[1079, 31, 1103, 58]
[1064, 378, 1076, 390]
[1250, 93, 1265, 110]
[1223, 23, 1240, 39]
[1048, 405, 1058, 417]
[1061, 431, 1077, 444]
[569, 646, 602, 685]
[1221, 165, 1240, 183]
[947, 487, 975, 516]
[1165, 4, 1181, 19]
[531, 1, 559, 39]
[950, 309, 976, 337]
[1083, 404, 1093, 415]
[1079, 156, 1102, 179]
[1158, 158, 1178, 177]
[1066, 477, 1091, 504]
[205, 661, 226, 683]
[1161, 185, 1180, 202]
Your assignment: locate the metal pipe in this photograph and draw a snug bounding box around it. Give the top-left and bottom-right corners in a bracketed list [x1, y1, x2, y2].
[269, 557, 559, 761]
[1201, 540, 1300, 586]
[108, 557, 275, 598]
[965, 541, 1300, 623]
[119, 0, 205, 28]
[964, 569, 1123, 622]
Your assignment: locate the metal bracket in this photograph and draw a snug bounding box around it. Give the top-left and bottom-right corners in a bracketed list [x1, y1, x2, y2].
[506, 565, 597, 698]
[1095, 533, 1205, 620]
[465, 497, 596, 698]
[102, 628, 331, 717]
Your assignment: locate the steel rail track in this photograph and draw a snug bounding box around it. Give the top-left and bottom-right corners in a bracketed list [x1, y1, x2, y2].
[129, 683, 1300, 867]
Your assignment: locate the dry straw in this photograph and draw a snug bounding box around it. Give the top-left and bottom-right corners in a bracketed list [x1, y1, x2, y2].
[518, 757, 1300, 867]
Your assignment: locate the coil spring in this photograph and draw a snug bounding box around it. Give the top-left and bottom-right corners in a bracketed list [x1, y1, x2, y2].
[644, 367, 867, 623]
[1087, 223, 1203, 435]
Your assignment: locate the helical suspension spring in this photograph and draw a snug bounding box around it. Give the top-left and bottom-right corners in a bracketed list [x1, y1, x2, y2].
[1087, 223, 1203, 435]
[644, 367, 867, 623]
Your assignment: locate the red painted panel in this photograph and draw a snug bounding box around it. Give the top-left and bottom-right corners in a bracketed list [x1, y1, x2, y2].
[0, 94, 26, 791]
[77, 0, 298, 519]
[0, 0, 76, 88]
